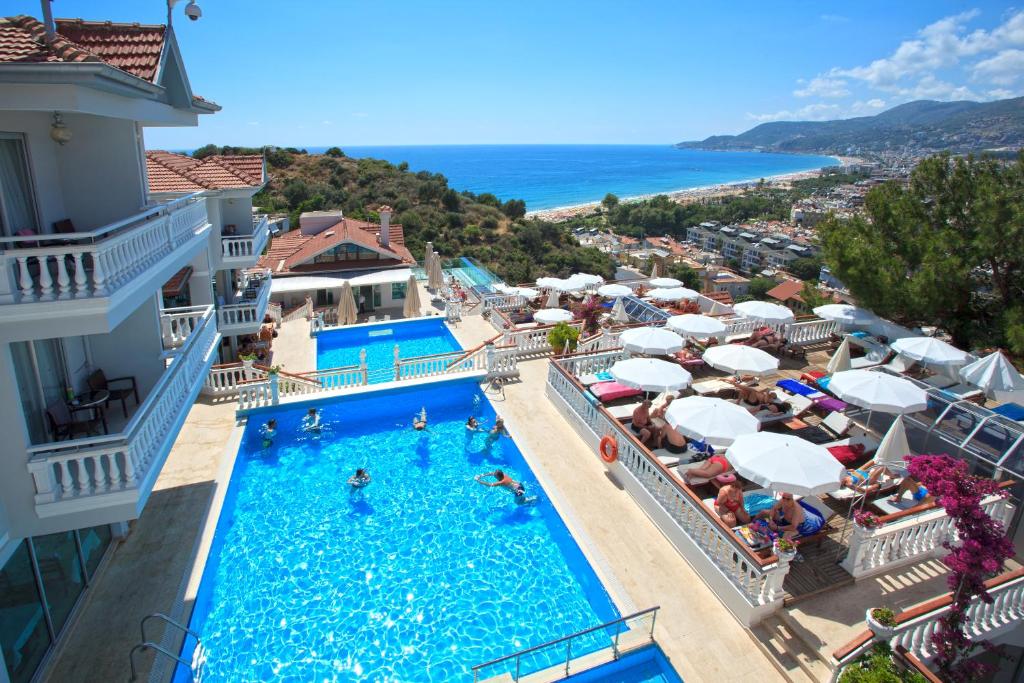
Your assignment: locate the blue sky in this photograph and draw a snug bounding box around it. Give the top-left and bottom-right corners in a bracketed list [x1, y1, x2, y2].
[11, 1, 1024, 147]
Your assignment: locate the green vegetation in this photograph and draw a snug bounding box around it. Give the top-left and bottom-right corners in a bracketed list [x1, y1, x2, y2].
[746, 277, 776, 300]
[191, 145, 615, 284]
[819, 152, 1024, 353]
[547, 322, 580, 354]
[838, 644, 927, 683]
[667, 263, 700, 290]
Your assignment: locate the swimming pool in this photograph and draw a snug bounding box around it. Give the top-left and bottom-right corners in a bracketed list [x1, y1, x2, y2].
[565, 645, 683, 683]
[175, 380, 618, 681]
[316, 318, 462, 381]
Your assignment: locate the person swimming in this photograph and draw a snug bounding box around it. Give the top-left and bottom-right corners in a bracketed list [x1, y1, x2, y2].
[466, 416, 482, 431]
[260, 419, 277, 447]
[302, 407, 321, 432]
[490, 416, 506, 436]
[474, 469, 533, 504]
[347, 468, 371, 488]
[413, 407, 428, 431]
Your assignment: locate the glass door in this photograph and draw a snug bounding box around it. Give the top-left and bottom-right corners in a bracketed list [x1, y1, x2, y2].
[0, 134, 40, 238]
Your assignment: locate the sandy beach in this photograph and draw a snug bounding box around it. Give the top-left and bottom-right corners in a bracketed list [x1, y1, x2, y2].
[527, 156, 857, 222]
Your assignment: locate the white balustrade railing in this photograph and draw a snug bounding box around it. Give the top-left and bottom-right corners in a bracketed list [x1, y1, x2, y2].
[502, 320, 584, 357]
[26, 305, 219, 511]
[282, 298, 312, 323]
[841, 493, 1014, 579]
[221, 214, 269, 264]
[482, 293, 527, 312]
[203, 363, 258, 396]
[217, 274, 271, 333]
[305, 365, 367, 390]
[161, 305, 212, 351]
[832, 569, 1024, 679]
[576, 330, 622, 353]
[0, 194, 208, 305]
[785, 318, 839, 345]
[267, 302, 282, 328]
[546, 357, 790, 621]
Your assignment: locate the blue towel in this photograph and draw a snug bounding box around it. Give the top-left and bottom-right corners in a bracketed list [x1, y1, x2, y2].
[817, 376, 832, 391]
[993, 402, 1024, 422]
[776, 379, 818, 397]
[744, 493, 776, 516]
[796, 500, 825, 536]
[851, 331, 869, 339]
[595, 370, 613, 381]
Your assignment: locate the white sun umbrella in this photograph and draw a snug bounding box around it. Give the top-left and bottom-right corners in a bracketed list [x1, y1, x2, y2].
[536, 276, 564, 289]
[874, 416, 911, 471]
[959, 351, 1024, 397]
[650, 260, 662, 278]
[611, 297, 630, 324]
[703, 344, 779, 376]
[610, 358, 692, 393]
[619, 326, 684, 356]
[890, 337, 970, 367]
[814, 304, 877, 327]
[665, 396, 759, 447]
[648, 287, 700, 302]
[597, 283, 633, 298]
[403, 274, 421, 318]
[568, 273, 604, 288]
[338, 281, 358, 325]
[734, 300, 795, 324]
[534, 308, 574, 324]
[828, 370, 927, 414]
[508, 286, 540, 300]
[726, 433, 844, 496]
[826, 337, 853, 374]
[667, 314, 727, 339]
[649, 277, 683, 288]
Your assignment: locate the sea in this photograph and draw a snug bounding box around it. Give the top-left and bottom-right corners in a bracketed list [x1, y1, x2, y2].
[304, 145, 838, 211]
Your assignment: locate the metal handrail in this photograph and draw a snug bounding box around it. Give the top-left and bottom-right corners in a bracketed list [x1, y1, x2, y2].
[140, 612, 200, 644]
[129, 642, 192, 682]
[470, 606, 659, 682]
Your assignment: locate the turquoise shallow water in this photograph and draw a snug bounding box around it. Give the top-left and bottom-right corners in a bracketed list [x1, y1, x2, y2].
[176, 380, 618, 682]
[326, 145, 837, 210]
[316, 318, 462, 380]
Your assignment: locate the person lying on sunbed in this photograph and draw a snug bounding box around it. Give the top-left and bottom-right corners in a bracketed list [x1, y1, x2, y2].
[683, 454, 731, 484]
[658, 422, 688, 453]
[637, 426, 663, 450]
[632, 399, 653, 430]
[715, 482, 750, 527]
[888, 475, 933, 506]
[650, 395, 674, 430]
[841, 460, 889, 494]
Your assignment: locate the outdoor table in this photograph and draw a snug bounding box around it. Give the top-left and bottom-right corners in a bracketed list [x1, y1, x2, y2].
[68, 389, 110, 434]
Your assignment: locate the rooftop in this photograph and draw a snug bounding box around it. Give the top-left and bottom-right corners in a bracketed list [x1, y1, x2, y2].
[258, 218, 415, 275]
[146, 151, 267, 193]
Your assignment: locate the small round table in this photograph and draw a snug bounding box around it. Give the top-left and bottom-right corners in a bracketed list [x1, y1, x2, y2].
[68, 390, 110, 434]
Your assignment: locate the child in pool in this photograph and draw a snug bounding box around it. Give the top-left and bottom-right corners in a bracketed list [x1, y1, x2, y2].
[260, 419, 277, 447]
[348, 468, 371, 488]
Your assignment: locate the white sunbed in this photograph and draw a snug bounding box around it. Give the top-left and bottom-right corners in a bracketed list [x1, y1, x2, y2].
[785, 393, 815, 416]
[873, 494, 928, 516]
[922, 374, 958, 389]
[692, 379, 733, 396]
[605, 402, 643, 421]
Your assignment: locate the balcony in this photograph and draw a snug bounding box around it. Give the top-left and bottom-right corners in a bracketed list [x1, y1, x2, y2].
[216, 268, 272, 336]
[220, 213, 270, 270]
[25, 305, 220, 520]
[0, 195, 211, 340]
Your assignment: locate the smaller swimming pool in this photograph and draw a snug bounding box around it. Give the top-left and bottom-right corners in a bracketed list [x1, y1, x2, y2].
[566, 645, 683, 683]
[316, 317, 462, 381]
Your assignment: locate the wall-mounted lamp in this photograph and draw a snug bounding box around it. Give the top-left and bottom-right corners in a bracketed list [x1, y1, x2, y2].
[50, 112, 72, 146]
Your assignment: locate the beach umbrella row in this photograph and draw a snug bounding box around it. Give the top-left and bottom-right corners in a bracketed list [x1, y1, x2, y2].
[703, 344, 779, 376]
[619, 326, 684, 355]
[734, 300, 795, 324]
[611, 357, 692, 393]
[667, 314, 726, 339]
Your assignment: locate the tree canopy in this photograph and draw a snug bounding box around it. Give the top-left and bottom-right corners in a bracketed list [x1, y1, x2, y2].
[819, 153, 1024, 352]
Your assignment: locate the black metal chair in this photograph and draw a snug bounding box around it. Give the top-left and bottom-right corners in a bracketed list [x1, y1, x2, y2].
[45, 400, 104, 441]
[87, 369, 139, 418]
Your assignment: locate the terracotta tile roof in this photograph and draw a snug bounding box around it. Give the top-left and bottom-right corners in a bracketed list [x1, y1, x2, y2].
[766, 279, 804, 303]
[705, 290, 734, 306]
[259, 218, 414, 275]
[146, 151, 266, 193]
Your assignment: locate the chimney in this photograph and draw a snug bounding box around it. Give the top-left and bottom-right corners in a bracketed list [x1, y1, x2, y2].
[378, 205, 392, 248]
[40, 0, 56, 39]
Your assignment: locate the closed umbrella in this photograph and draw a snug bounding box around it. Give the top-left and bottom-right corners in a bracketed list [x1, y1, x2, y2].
[650, 260, 662, 278]
[959, 351, 1024, 397]
[403, 274, 421, 318]
[338, 281, 358, 325]
[429, 253, 444, 290]
[667, 314, 726, 339]
[703, 344, 779, 375]
[597, 284, 633, 298]
[708, 301, 730, 316]
[827, 370, 927, 414]
[891, 337, 969, 367]
[734, 300, 795, 324]
[665, 396, 759, 447]
[726, 433, 844, 495]
[874, 416, 911, 471]
[545, 288, 560, 308]
[611, 297, 630, 324]
[534, 308, 574, 324]
[610, 358, 692, 393]
[814, 304, 877, 327]
[648, 287, 700, 302]
[826, 337, 852, 373]
[649, 277, 683, 288]
[619, 327, 684, 355]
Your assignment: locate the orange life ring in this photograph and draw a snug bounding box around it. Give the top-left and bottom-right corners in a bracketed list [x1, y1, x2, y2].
[599, 435, 618, 463]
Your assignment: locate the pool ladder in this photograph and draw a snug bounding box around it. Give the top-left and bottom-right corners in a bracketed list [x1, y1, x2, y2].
[129, 613, 201, 681]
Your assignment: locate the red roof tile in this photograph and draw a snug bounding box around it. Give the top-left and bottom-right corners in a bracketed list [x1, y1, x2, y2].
[766, 279, 804, 302]
[54, 18, 164, 82]
[259, 218, 414, 275]
[146, 151, 266, 193]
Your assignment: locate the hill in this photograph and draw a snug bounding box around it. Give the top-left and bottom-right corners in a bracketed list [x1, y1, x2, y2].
[677, 97, 1024, 155]
[195, 145, 614, 284]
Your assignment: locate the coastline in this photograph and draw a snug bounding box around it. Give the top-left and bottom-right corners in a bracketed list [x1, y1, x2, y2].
[526, 154, 848, 222]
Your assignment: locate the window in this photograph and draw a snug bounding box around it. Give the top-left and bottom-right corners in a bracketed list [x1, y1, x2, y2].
[391, 282, 406, 300]
[31, 532, 85, 636]
[0, 135, 40, 238]
[0, 542, 50, 683]
[10, 339, 70, 445]
[78, 526, 112, 579]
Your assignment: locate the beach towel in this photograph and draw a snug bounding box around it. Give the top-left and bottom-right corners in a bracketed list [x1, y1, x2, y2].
[589, 381, 644, 403]
[796, 500, 825, 536]
[827, 443, 865, 466]
[776, 379, 819, 397]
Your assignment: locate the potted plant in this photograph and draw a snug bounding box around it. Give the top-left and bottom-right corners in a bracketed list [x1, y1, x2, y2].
[266, 365, 282, 376]
[239, 353, 257, 369]
[865, 607, 897, 640]
[547, 321, 580, 355]
[774, 537, 797, 559]
[854, 510, 881, 530]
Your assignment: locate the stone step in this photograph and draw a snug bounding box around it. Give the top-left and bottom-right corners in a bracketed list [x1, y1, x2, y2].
[752, 616, 832, 683]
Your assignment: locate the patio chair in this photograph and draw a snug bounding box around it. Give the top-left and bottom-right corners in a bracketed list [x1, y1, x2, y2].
[87, 369, 139, 419]
[45, 400, 104, 440]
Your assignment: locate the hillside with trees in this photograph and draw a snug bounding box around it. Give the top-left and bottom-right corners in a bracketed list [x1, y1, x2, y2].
[191, 145, 614, 284]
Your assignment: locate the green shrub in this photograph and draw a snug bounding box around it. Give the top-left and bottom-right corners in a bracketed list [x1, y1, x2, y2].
[547, 322, 580, 353]
[839, 644, 927, 683]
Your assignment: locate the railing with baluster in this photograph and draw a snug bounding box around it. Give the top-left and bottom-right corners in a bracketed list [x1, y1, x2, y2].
[397, 347, 488, 381]
[220, 214, 269, 264]
[546, 354, 790, 624]
[217, 274, 271, 333]
[785, 318, 839, 345]
[831, 568, 1024, 680]
[501, 320, 585, 358]
[26, 305, 219, 511]
[161, 305, 211, 351]
[481, 293, 527, 313]
[0, 193, 208, 305]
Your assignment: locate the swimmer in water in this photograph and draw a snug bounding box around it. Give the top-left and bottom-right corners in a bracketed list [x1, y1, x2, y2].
[474, 469, 534, 504]
[302, 407, 321, 432]
[413, 407, 428, 431]
[260, 418, 277, 447]
[490, 416, 506, 437]
[466, 416, 483, 432]
[347, 468, 371, 488]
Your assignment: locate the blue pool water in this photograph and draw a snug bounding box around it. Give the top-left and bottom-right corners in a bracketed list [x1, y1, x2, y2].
[316, 318, 462, 379]
[565, 646, 683, 683]
[176, 380, 618, 681]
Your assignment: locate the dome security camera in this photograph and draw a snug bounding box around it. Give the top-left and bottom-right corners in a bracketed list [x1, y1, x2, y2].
[184, 1, 202, 20]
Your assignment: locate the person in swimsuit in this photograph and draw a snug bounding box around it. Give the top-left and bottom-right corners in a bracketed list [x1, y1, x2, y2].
[260, 419, 277, 448]
[490, 416, 506, 436]
[841, 460, 889, 494]
[889, 475, 932, 505]
[715, 483, 749, 527]
[302, 408, 321, 432]
[632, 400, 653, 430]
[413, 407, 428, 431]
[466, 416, 481, 431]
[347, 468, 371, 488]
[683, 455, 731, 484]
[475, 469, 529, 503]
[649, 395, 674, 430]
[761, 493, 805, 541]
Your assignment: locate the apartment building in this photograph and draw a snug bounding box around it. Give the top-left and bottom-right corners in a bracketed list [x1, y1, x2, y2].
[0, 12, 225, 682]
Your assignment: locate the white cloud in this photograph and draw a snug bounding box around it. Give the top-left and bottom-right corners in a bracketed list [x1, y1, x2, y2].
[896, 75, 980, 101]
[849, 98, 887, 115]
[972, 48, 1024, 85]
[794, 76, 850, 98]
[746, 103, 841, 123]
[987, 87, 1016, 99]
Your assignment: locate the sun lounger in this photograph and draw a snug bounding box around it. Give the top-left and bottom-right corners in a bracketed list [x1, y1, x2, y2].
[692, 379, 733, 397]
[993, 402, 1024, 422]
[813, 396, 848, 412]
[589, 381, 644, 403]
[786, 393, 815, 416]
[881, 354, 917, 375]
[776, 379, 821, 397]
[935, 382, 985, 403]
[579, 370, 614, 386]
[605, 402, 643, 421]
[873, 496, 928, 516]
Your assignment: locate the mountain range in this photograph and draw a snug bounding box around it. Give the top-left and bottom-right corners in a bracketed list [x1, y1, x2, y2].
[678, 97, 1024, 155]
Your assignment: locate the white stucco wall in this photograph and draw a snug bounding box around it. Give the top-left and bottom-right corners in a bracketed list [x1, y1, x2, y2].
[0, 111, 68, 234]
[86, 295, 165, 401]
